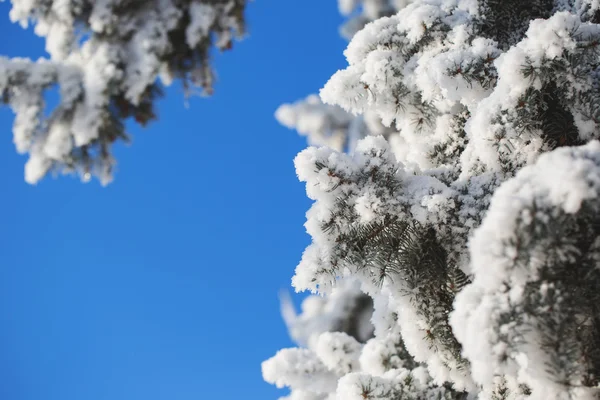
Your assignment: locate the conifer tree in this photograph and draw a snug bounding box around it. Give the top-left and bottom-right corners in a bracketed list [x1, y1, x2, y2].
[0, 0, 246, 184]
[264, 1, 600, 399]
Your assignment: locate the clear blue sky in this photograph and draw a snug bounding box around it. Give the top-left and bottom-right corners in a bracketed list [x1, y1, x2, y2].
[0, 2, 348, 399]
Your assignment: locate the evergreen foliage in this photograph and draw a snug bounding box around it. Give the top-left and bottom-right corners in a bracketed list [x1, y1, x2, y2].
[0, 0, 246, 184]
[264, 1, 600, 400]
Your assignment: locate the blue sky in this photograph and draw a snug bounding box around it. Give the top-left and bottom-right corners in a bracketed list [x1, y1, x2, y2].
[0, 2, 348, 399]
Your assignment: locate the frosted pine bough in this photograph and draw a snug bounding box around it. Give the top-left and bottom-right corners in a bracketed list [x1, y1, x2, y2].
[0, 0, 245, 184]
[264, 1, 600, 399]
[275, 0, 406, 152]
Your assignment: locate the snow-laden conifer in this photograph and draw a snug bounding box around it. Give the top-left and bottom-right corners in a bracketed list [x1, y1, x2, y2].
[265, 1, 600, 399]
[1, 0, 246, 184]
